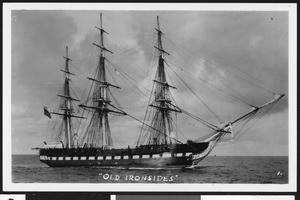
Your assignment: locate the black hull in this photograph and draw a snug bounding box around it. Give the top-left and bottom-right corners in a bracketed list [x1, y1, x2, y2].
[38, 142, 210, 168]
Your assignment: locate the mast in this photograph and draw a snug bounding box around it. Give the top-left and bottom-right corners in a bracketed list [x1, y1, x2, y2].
[98, 13, 108, 147]
[51, 46, 83, 148]
[64, 46, 72, 148]
[79, 13, 125, 148]
[147, 16, 181, 145]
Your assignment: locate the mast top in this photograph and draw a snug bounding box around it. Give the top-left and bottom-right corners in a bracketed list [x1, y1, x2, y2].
[66, 45, 68, 58]
[95, 13, 109, 34]
[155, 15, 164, 35]
[63, 45, 72, 61]
[157, 16, 160, 31]
[100, 13, 103, 29]
[154, 16, 168, 56]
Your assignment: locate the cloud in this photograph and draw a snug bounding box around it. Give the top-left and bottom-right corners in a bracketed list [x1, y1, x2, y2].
[11, 10, 78, 153]
[12, 10, 78, 105]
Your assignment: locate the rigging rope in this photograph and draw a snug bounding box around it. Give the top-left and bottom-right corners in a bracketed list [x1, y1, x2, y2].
[165, 59, 254, 107]
[105, 59, 150, 98]
[165, 61, 224, 124]
[162, 31, 278, 95]
[136, 82, 156, 146]
[181, 109, 219, 130]
[109, 103, 184, 145]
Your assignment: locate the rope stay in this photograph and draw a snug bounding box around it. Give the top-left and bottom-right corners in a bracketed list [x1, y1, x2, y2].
[162, 29, 279, 95]
[165, 61, 224, 124]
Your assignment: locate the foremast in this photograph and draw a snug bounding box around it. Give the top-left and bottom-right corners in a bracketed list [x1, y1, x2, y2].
[145, 16, 181, 146]
[51, 46, 83, 149]
[79, 13, 126, 148]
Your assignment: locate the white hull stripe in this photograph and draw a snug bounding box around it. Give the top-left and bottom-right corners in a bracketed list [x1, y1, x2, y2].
[41, 153, 191, 161]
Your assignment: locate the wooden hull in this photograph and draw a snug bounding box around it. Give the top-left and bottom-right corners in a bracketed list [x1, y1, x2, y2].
[40, 155, 193, 168]
[38, 142, 211, 168]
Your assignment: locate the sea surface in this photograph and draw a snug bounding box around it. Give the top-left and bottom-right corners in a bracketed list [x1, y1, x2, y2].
[12, 155, 288, 184]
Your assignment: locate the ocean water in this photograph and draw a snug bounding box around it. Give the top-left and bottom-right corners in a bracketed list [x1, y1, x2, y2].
[12, 155, 288, 184]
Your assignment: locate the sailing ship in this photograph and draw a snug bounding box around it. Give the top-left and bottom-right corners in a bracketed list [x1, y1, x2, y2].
[33, 13, 284, 168]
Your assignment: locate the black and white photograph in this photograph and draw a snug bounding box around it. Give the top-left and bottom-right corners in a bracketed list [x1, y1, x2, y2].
[3, 3, 296, 192]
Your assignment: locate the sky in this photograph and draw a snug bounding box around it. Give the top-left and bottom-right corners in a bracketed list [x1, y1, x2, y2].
[9, 7, 291, 156]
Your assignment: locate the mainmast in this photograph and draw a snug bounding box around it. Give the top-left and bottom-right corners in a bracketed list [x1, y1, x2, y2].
[79, 13, 125, 148]
[147, 16, 181, 145]
[51, 46, 82, 148]
[97, 13, 110, 147]
[63, 46, 72, 148]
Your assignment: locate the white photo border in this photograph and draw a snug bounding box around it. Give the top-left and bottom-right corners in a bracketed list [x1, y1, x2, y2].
[3, 3, 297, 192]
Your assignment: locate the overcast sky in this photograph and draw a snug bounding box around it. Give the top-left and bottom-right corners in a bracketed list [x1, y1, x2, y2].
[10, 8, 290, 155]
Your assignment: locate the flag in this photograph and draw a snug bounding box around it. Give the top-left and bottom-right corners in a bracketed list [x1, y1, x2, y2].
[44, 107, 51, 118]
